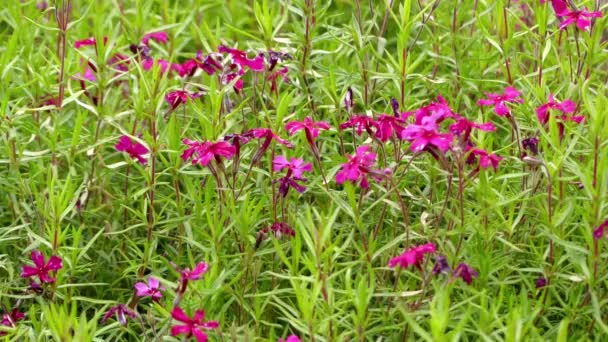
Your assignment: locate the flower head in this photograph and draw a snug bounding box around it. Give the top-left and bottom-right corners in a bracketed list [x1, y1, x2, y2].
[21, 250, 63, 284]
[74, 36, 107, 49]
[477, 87, 523, 117]
[142, 31, 169, 45]
[115, 135, 149, 165]
[432, 255, 451, 275]
[556, 8, 602, 31]
[256, 222, 296, 248]
[522, 136, 540, 156]
[171, 307, 219, 342]
[536, 94, 577, 125]
[375, 114, 406, 142]
[165, 90, 202, 110]
[279, 335, 301, 342]
[453, 263, 478, 284]
[336, 146, 379, 188]
[181, 139, 236, 166]
[1, 308, 25, 334]
[449, 115, 496, 142]
[218, 45, 264, 72]
[535, 277, 548, 289]
[134, 277, 166, 301]
[388, 243, 436, 269]
[466, 148, 503, 171]
[102, 304, 137, 326]
[285, 117, 330, 141]
[273, 156, 313, 178]
[401, 118, 453, 153]
[340, 115, 377, 137]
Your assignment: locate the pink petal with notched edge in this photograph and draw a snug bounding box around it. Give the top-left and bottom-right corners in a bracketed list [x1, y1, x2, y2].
[31, 250, 45, 268]
[134, 282, 150, 296]
[171, 324, 192, 336]
[171, 307, 191, 323]
[21, 265, 39, 278]
[192, 329, 209, 342]
[46, 255, 63, 271]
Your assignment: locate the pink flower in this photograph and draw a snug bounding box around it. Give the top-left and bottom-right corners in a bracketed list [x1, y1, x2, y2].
[174, 59, 200, 78]
[268, 67, 289, 92]
[247, 128, 294, 165]
[389, 243, 436, 269]
[21, 250, 63, 284]
[1, 308, 25, 335]
[557, 8, 602, 31]
[142, 31, 169, 45]
[593, 220, 608, 240]
[467, 148, 503, 171]
[336, 146, 379, 188]
[142, 58, 169, 73]
[273, 156, 313, 178]
[171, 307, 219, 342]
[279, 335, 301, 342]
[181, 139, 236, 166]
[74, 36, 107, 49]
[285, 117, 330, 141]
[197, 53, 223, 75]
[375, 114, 406, 142]
[256, 222, 296, 248]
[449, 115, 496, 142]
[477, 87, 524, 116]
[411, 95, 456, 125]
[165, 90, 202, 110]
[102, 304, 137, 326]
[134, 277, 166, 301]
[545, 0, 568, 15]
[536, 94, 577, 125]
[173, 262, 209, 295]
[401, 119, 453, 153]
[453, 263, 478, 284]
[340, 115, 378, 137]
[115, 135, 149, 165]
[218, 45, 265, 72]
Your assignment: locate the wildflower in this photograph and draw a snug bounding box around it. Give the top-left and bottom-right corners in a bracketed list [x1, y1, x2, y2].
[171, 307, 219, 342]
[181, 139, 236, 166]
[340, 115, 378, 137]
[273, 156, 313, 178]
[0, 308, 25, 335]
[172, 261, 209, 297]
[134, 277, 166, 301]
[223, 133, 251, 162]
[255, 222, 296, 248]
[197, 52, 223, 75]
[449, 115, 496, 142]
[535, 277, 547, 289]
[247, 128, 293, 167]
[477, 86, 524, 117]
[218, 45, 264, 72]
[115, 135, 149, 165]
[411, 95, 456, 124]
[21, 250, 63, 284]
[266, 50, 292, 71]
[467, 148, 503, 171]
[556, 7, 602, 31]
[165, 90, 202, 110]
[102, 304, 137, 326]
[432, 255, 451, 275]
[142, 31, 169, 45]
[401, 119, 453, 153]
[522, 136, 540, 156]
[285, 117, 330, 144]
[336, 146, 379, 188]
[74, 36, 107, 49]
[536, 94, 577, 125]
[453, 263, 478, 284]
[279, 335, 301, 342]
[391, 98, 401, 117]
[593, 220, 608, 240]
[375, 114, 406, 142]
[142, 58, 169, 73]
[268, 67, 289, 92]
[389, 243, 437, 270]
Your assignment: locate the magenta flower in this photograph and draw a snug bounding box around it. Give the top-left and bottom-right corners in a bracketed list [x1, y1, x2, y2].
[411, 95, 456, 125]
[401, 119, 454, 153]
[172, 261, 209, 296]
[432, 255, 451, 275]
[134, 277, 166, 301]
[181, 139, 236, 166]
[375, 114, 406, 142]
[218, 45, 265, 72]
[171, 307, 219, 342]
[536, 94, 577, 125]
[279, 335, 301, 342]
[108, 53, 130, 72]
[388, 243, 437, 270]
[21, 250, 63, 284]
[115, 135, 149, 165]
[522, 136, 540, 156]
[268, 66, 289, 92]
[174, 59, 200, 78]
[453, 263, 478, 284]
[102, 304, 137, 326]
[285, 117, 330, 142]
[196, 52, 223, 75]
[336, 146, 379, 188]
[142, 31, 169, 45]
[535, 277, 548, 289]
[165, 90, 203, 110]
[74, 36, 107, 49]
[247, 128, 293, 167]
[256, 222, 296, 248]
[556, 8, 602, 31]
[142, 58, 169, 73]
[0, 308, 25, 335]
[593, 220, 608, 239]
[340, 115, 378, 137]
[449, 115, 496, 142]
[477, 87, 524, 116]
[273, 156, 313, 178]
[467, 148, 503, 171]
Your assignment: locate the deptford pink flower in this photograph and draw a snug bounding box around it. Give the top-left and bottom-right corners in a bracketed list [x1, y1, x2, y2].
[453, 263, 478, 285]
[336, 146, 379, 188]
[171, 307, 219, 342]
[279, 335, 301, 342]
[401, 119, 453, 153]
[340, 115, 378, 137]
[223, 133, 251, 160]
[115, 135, 149, 165]
[273, 156, 313, 178]
[388, 243, 436, 270]
[391, 98, 401, 117]
[247, 128, 293, 165]
[74, 36, 107, 49]
[432, 255, 451, 275]
[218, 45, 265, 72]
[467, 148, 503, 171]
[102, 304, 137, 326]
[172, 261, 209, 297]
[449, 115, 496, 142]
[477, 86, 523, 117]
[556, 8, 602, 31]
[285, 117, 330, 143]
[21, 250, 63, 284]
[543, 0, 568, 15]
[222, 66, 245, 92]
[181, 139, 236, 166]
[276, 176, 308, 197]
[1, 308, 25, 331]
[256, 222, 296, 248]
[165, 90, 202, 110]
[175, 59, 200, 78]
[536, 94, 577, 125]
[410, 95, 456, 125]
[375, 114, 406, 142]
[142, 31, 169, 45]
[593, 220, 608, 240]
[134, 277, 166, 301]
[196, 52, 223, 75]
[535, 277, 548, 289]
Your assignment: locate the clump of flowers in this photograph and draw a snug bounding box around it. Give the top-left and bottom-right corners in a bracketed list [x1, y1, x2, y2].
[336, 146, 381, 188]
[452, 263, 478, 285]
[477, 86, 523, 117]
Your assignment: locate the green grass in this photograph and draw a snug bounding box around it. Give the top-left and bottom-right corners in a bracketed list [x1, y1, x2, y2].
[0, 0, 607, 340]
